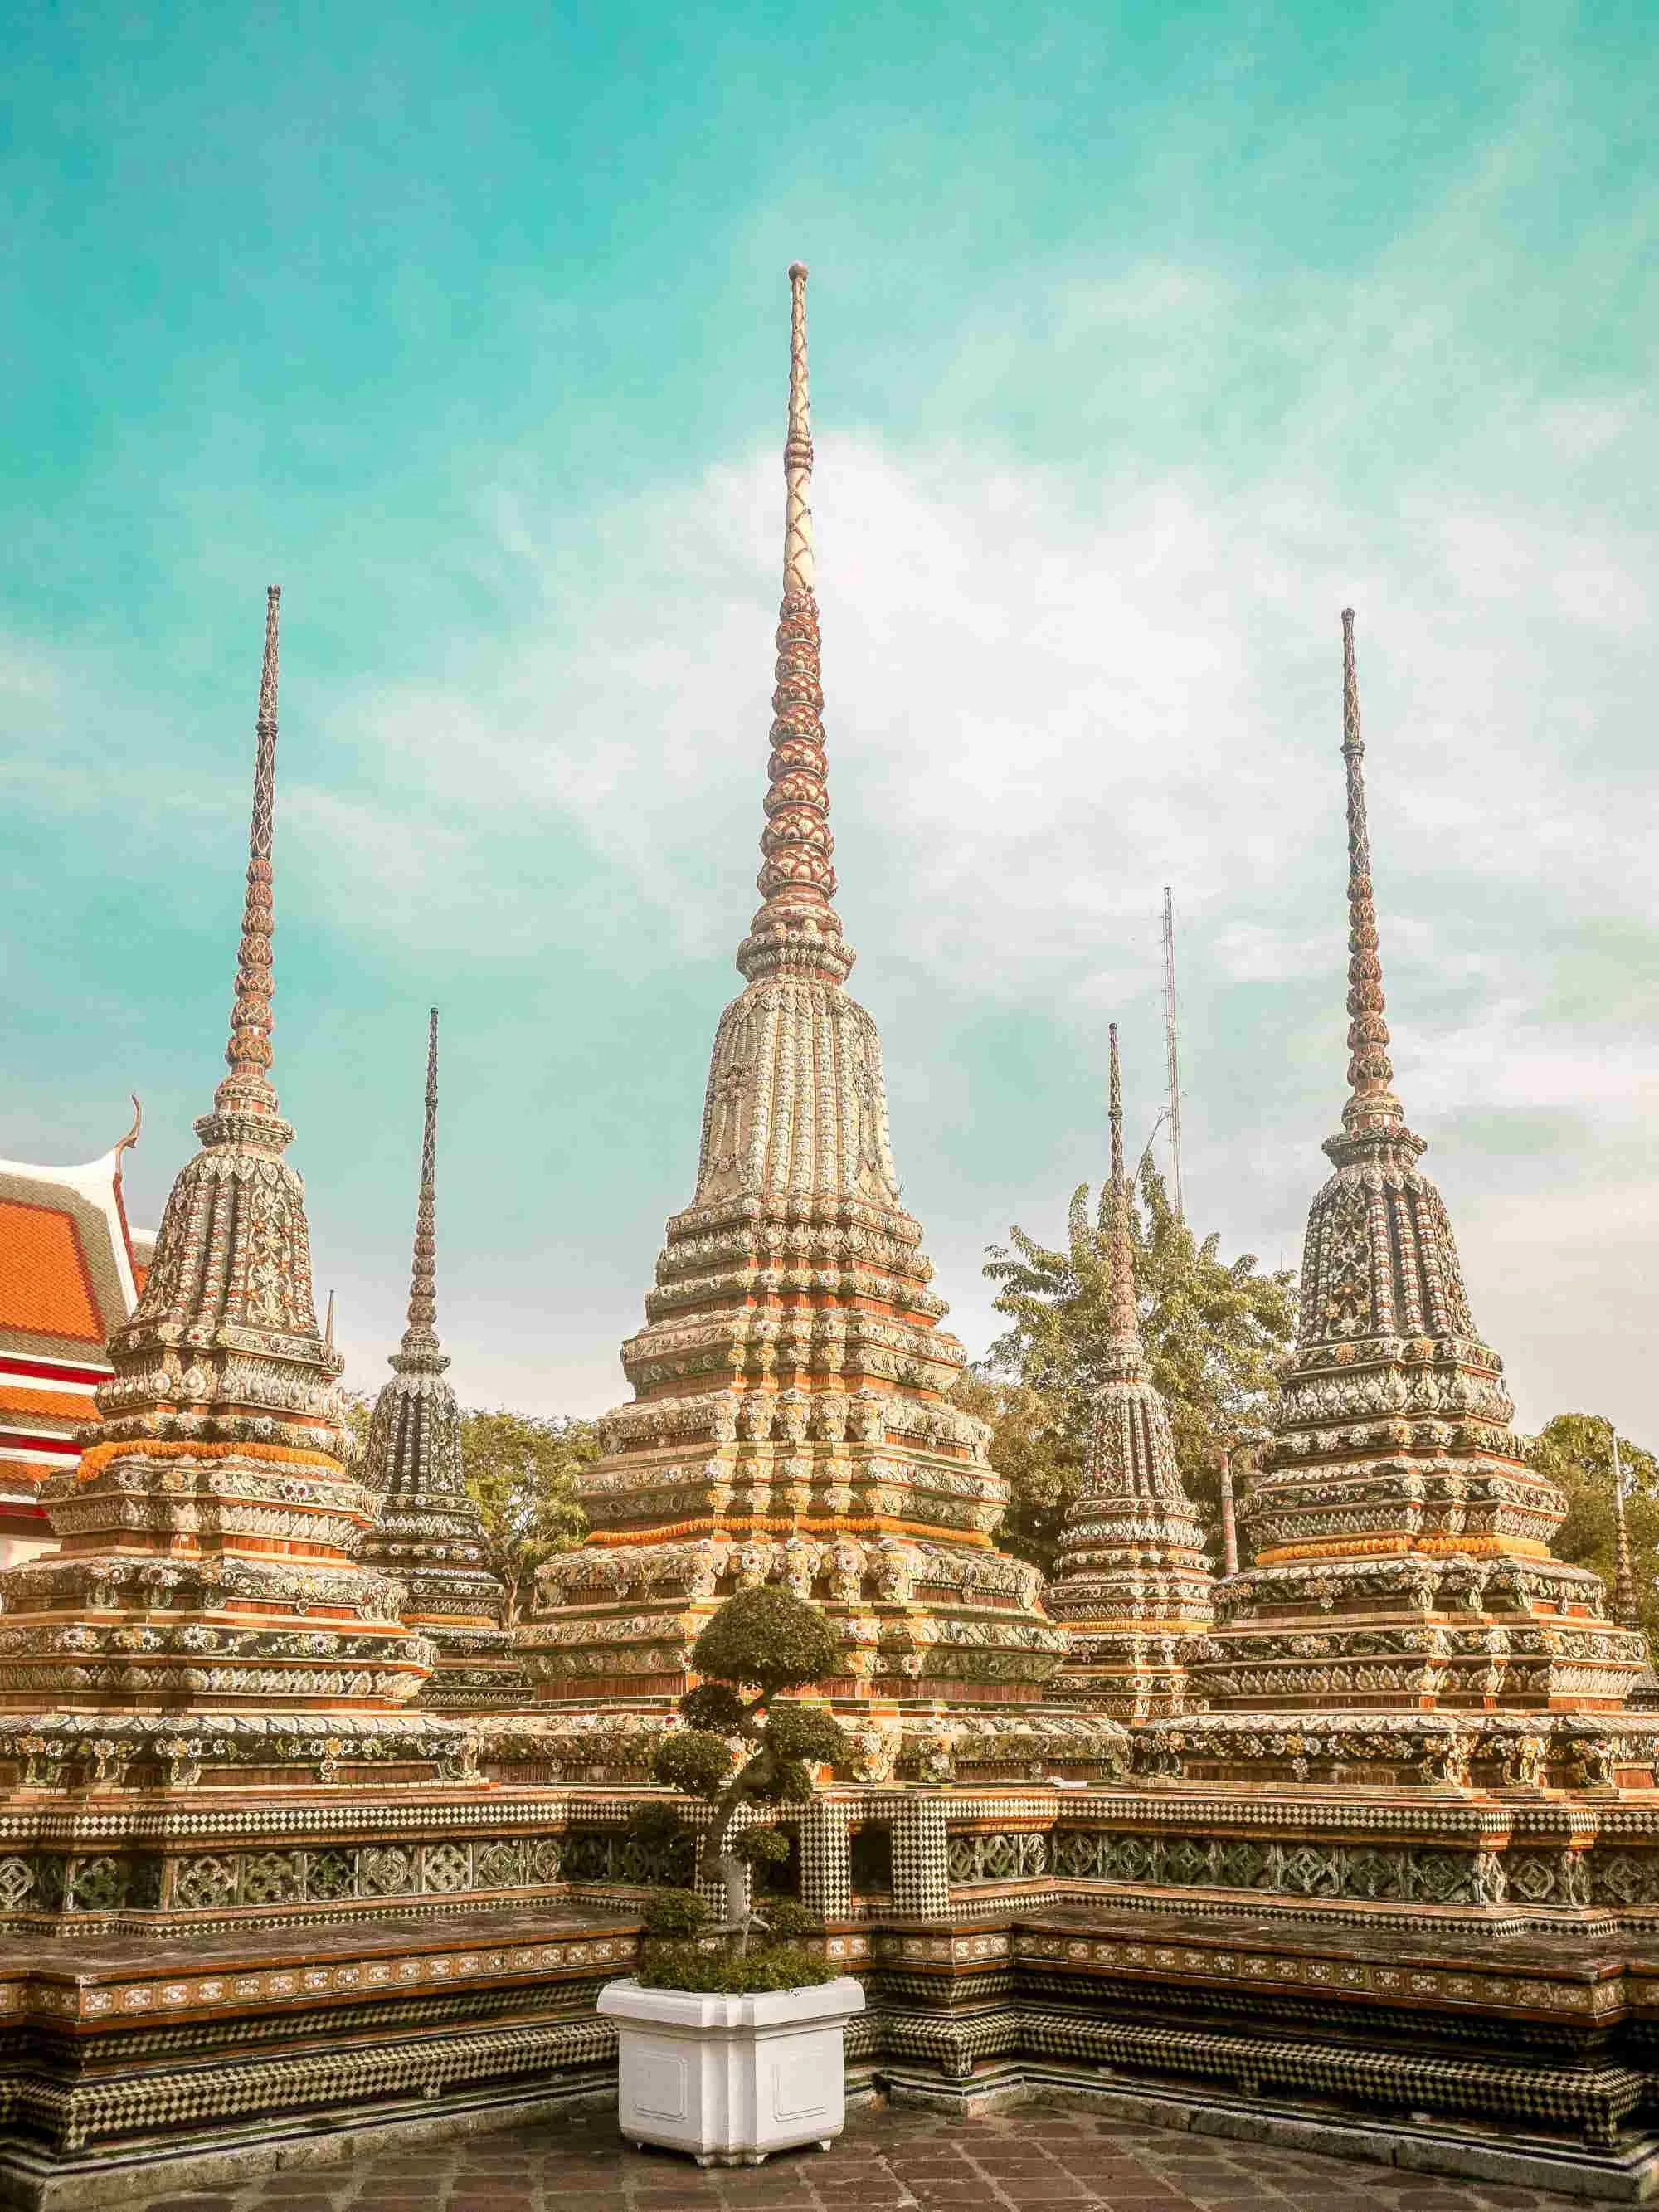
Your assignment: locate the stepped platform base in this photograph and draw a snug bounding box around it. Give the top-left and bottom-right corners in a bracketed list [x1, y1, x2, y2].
[10, 1773, 1659, 2205]
[0, 1904, 639, 2210]
[0, 2082, 619, 2212]
[865, 1895, 1659, 2203]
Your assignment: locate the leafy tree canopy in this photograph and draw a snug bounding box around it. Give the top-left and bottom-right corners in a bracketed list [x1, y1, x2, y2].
[459, 1408, 593, 1623]
[339, 1391, 374, 1452]
[647, 1587, 846, 1974]
[1528, 1412, 1659, 1658]
[976, 1159, 1296, 1572]
[691, 1584, 840, 1695]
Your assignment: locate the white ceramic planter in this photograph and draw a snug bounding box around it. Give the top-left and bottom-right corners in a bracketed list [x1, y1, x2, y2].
[598, 1974, 865, 2166]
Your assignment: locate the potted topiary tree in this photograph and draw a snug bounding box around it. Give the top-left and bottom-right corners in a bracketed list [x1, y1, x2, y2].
[598, 1585, 866, 2167]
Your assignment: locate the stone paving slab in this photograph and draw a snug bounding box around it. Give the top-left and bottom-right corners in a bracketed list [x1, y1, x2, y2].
[134, 2105, 1591, 2212]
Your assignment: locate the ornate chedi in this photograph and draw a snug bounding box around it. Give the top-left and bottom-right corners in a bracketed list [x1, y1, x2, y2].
[1047, 1025, 1211, 1718]
[0, 588, 466, 1791]
[358, 1011, 524, 1712]
[1158, 610, 1645, 1786]
[513, 266, 1118, 1788]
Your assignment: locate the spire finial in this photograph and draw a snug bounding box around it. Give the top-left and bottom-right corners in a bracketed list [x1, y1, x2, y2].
[784, 261, 814, 596]
[1613, 1425, 1639, 1632]
[1106, 1022, 1141, 1360]
[401, 1007, 441, 1356]
[1339, 607, 1404, 1135]
[737, 264, 852, 985]
[324, 1289, 335, 1351]
[216, 586, 282, 1120]
[114, 1094, 142, 1169]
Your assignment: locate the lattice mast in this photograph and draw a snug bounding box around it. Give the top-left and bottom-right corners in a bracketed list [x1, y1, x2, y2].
[1162, 885, 1185, 1222]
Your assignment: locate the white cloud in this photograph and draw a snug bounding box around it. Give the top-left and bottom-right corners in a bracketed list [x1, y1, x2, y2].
[265, 396, 1658, 1445]
[7, 186, 1657, 1446]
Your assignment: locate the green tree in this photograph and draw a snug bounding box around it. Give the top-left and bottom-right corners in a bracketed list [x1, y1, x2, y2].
[952, 1376, 1082, 1577]
[979, 1160, 1297, 1572]
[460, 1409, 595, 1623]
[640, 1586, 845, 1988]
[1528, 1413, 1659, 1658]
[339, 1391, 375, 1452]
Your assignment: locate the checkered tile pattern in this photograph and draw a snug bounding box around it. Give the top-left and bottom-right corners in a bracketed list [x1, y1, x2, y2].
[800, 1798, 853, 1920]
[893, 1798, 950, 1917]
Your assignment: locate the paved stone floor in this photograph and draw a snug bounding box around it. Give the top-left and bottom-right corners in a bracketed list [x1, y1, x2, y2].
[134, 2104, 1593, 2212]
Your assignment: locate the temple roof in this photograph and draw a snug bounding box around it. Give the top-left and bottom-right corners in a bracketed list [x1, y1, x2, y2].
[0, 1113, 149, 1520]
[0, 1115, 146, 1356]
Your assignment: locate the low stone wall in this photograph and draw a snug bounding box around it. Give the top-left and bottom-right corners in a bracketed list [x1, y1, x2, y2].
[8, 1777, 1659, 2205]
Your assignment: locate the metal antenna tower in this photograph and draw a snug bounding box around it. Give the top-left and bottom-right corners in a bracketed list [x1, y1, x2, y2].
[1161, 884, 1185, 1221]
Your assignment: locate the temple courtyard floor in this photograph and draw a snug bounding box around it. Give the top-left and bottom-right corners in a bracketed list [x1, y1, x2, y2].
[129, 2104, 1593, 2212]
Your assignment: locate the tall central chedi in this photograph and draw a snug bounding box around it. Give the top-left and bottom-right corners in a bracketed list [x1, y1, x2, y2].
[520, 267, 1102, 1780]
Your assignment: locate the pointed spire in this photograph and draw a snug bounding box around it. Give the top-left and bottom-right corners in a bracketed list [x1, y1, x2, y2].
[1105, 1022, 1142, 1367]
[324, 1289, 336, 1351]
[1338, 608, 1404, 1137]
[737, 264, 853, 986]
[216, 586, 283, 1122]
[1613, 1426, 1639, 1632]
[401, 1008, 442, 1358]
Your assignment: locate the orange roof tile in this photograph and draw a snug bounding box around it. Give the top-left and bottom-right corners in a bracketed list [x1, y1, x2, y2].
[0, 1381, 98, 1425]
[0, 1202, 102, 1343]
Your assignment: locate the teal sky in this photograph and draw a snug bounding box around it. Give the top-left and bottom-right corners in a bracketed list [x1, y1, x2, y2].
[3, 1, 1655, 1439]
